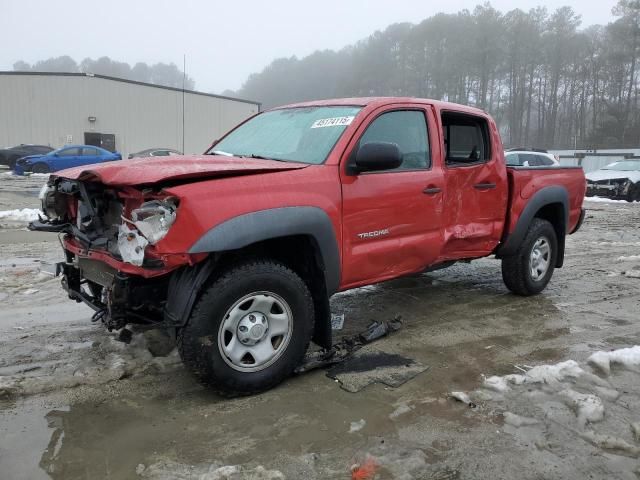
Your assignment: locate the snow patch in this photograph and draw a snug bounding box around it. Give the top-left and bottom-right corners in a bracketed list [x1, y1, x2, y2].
[588, 346, 640, 375]
[584, 196, 637, 204]
[483, 374, 525, 392]
[523, 360, 585, 385]
[579, 431, 640, 456]
[503, 412, 539, 427]
[389, 403, 413, 419]
[450, 391, 473, 405]
[349, 419, 366, 433]
[617, 255, 640, 261]
[0, 208, 42, 222]
[560, 389, 605, 425]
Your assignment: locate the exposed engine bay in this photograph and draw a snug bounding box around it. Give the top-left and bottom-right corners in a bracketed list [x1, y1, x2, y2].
[30, 177, 184, 332]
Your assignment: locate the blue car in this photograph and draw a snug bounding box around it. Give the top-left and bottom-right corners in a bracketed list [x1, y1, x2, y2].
[13, 145, 122, 175]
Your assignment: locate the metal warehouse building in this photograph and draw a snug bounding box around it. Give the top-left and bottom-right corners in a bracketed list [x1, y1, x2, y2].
[0, 72, 260, 157]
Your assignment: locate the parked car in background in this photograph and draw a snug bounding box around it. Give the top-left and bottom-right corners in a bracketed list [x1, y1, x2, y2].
[0, 144, 53, 169]
[13, 145, 121, 175]
[586, 160, 640, 202]
[505, 148, 559, 167]
[128, 148, 182, 159]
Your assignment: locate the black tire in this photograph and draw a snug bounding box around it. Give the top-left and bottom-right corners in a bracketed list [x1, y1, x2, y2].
[626, 182, 640, 203]
[178, 259, 314, 396]
[501, 218, 558, 296]
[32, 163, 50, 174]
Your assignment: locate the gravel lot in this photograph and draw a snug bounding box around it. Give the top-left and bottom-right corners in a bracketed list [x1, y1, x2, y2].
[1, 170, 639, 479]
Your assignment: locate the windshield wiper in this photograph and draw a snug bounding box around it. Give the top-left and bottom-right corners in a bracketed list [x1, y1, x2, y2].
[208, 150, 235, 157]
[247, 154, 287, 162]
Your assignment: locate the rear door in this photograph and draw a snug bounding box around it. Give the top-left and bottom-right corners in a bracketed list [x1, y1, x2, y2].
[340, 105, 445, 288]
[80, 147, 102, 166]
[54, 147, 82, 170]
[440, 111, 508, 258]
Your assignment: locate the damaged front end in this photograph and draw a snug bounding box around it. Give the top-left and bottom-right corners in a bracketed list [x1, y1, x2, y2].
[30, 177, 196, 332]
[586, 177, 638, 201]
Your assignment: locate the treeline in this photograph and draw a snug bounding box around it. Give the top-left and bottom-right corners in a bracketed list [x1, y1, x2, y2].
[232, 1, 640, 149]
[13, 56, 195, 90]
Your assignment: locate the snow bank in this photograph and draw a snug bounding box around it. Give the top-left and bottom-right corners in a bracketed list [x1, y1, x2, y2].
[588, 346, 640, 375]
[617, 255, 640, 261]
[0, 208, 42, 222]
[138, 460, 284, 479]
[584, 196, 637, 204]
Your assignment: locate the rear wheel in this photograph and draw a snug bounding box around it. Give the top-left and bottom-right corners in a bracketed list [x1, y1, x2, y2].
[501, 218, 558, 296]
[32, 163, 50, 174]
[178, 259, 314, 396]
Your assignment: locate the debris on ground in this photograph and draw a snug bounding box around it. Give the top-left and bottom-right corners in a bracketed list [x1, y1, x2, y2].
[327, 350, 428, 393]
[330, 313, 345, 330]
[350, 457, 379, 480]
[295, 316, 403, 374]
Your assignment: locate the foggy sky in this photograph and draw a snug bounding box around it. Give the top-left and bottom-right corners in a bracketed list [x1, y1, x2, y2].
[1, 0, 618, 96]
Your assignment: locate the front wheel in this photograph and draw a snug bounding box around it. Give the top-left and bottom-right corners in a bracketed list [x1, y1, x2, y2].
[32, 163, 50, 174]
[501, 218, 558, 296]
[178, 260, 314, 396]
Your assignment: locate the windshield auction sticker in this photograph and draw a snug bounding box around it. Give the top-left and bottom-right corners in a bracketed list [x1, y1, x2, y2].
[311, 116, 355, 128]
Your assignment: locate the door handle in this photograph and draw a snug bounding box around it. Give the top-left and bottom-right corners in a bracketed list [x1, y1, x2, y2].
[474, 182, 496, 190]
[423, 186, 442, 195]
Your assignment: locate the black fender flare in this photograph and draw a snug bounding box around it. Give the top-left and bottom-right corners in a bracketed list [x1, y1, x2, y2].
[496, 186, 569, 267]
[188, 206, 341, 295]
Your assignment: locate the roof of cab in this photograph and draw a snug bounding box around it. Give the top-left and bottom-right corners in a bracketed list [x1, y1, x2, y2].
[273, 97, 488, 116]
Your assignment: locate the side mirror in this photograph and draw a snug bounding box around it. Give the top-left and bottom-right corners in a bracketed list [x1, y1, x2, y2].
[353, 142, 402, 173]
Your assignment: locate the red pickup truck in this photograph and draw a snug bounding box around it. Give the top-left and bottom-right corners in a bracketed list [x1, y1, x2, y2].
[31, 97, 586, 395]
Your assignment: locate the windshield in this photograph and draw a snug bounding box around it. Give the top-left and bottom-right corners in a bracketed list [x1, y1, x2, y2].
[602, 160, 640, 171]
[209, 106, 362, 164]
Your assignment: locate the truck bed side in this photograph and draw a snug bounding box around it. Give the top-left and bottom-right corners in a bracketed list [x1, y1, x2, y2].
[498, 166, 586, 265]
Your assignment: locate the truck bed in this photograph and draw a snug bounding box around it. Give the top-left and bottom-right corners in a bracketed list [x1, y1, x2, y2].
[504, 166, 586, 240]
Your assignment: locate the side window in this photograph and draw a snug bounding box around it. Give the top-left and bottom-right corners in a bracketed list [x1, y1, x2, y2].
[59, 148, 80, 156]
[442, 113, 490, 165]
[505, 153, 520, 166]
[152, 150, 170, 156]
[537, 154, 554, 166]
[82, 148, 99, 156]
[359, 110, 430, 170]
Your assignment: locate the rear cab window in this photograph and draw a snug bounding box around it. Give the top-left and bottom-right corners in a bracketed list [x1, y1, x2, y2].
[442, 112, 491, 166]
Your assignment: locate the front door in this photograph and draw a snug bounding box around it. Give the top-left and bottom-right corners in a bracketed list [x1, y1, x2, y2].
[340, 107, 445, 289]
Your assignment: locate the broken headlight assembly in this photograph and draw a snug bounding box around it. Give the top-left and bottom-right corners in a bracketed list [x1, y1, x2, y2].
[118, 199, 177, 266]
[129, 199, 177, 245]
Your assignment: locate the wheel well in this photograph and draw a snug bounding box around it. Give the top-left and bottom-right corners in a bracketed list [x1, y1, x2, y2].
[534, 202, 566, 268]
[216, 235, 332, 348]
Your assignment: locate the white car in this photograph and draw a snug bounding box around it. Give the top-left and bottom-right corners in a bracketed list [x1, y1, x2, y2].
[586, 160, 640, 202]
[505, 149, 560, 167]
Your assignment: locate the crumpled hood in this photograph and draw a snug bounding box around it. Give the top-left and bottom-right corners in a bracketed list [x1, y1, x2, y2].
[586, 169, 640, 183]
[51, 155, 308, 186]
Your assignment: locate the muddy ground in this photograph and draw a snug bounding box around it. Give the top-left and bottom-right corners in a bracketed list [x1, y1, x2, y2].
[1, 170, 639, 479]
